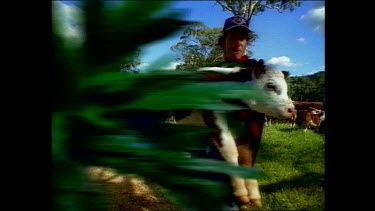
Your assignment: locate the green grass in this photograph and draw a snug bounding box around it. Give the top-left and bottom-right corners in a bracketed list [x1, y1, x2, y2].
[242, 123, 325, 211]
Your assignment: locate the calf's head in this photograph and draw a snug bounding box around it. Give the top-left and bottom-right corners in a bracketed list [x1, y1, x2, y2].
[244, 66, 295, 119]
[197, 64, 295, 119]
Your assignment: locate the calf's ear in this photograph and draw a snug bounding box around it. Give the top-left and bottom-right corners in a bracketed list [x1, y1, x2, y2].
[282, 71, 290, 79]
[250, 59, 266, 79]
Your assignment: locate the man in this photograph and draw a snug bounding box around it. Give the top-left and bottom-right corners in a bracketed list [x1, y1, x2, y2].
[205, 16, 264, 78]
[218, 16, 253, 62]
[202, 16, 265, 210]
[167, 16, 265, 210]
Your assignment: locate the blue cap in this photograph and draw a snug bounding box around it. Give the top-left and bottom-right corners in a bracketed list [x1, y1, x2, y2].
[223, 16, 252, 33]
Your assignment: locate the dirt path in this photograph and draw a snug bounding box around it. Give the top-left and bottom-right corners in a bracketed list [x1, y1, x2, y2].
[86, 166, 256, 211]
[87, 167, 184, 211]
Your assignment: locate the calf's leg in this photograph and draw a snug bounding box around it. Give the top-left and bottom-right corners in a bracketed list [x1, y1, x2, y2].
[236, 110, 265, 208]
[204, 110, 264, 208]
[210, 112, 249, 202]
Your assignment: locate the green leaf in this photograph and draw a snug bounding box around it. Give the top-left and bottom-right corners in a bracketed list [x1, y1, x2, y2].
[121, 81, 265, 110]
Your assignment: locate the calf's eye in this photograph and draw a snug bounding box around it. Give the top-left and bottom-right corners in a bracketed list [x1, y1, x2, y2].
[266, 83, 276, 91]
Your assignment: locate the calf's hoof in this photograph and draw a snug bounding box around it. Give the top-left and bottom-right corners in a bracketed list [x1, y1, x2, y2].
[237, 196, 250, 204]
[250, 198, 262, 208]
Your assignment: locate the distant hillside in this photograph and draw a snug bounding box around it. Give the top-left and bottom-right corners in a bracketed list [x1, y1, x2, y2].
[290, 71, 324, 80]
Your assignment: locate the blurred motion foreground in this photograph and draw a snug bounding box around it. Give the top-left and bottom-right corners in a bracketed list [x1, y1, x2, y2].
[52, 1, 263, 210]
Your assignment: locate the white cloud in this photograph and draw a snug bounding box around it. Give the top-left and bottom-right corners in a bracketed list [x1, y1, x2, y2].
[139, 61, 180, 71]
[297, 37, 305, 43]
[162, 61, 180, 70]
[138, 62, 150, 71]
[266, 56, 296, 67]
[300, 3, 325, 34]
[52, 1, 85, 45]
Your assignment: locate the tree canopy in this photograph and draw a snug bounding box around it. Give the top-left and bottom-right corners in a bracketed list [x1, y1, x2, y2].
[287, 72, 325, 102]
[215, 0, 302, 23]
[120, 48, 141, 73]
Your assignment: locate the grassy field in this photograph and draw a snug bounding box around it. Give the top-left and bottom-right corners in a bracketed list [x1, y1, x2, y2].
[101, 122, 325, 211]
[241, 123, 325, 211]
[159, 122, 326, 211]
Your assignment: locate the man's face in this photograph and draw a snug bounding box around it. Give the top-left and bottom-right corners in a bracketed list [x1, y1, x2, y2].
[223, 28, 249, 61]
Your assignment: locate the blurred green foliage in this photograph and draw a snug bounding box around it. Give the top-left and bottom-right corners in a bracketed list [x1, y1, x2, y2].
[52, 1, 265, 210]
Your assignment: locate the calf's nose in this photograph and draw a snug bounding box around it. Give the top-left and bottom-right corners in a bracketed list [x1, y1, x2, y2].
[287, 107, 295, 113]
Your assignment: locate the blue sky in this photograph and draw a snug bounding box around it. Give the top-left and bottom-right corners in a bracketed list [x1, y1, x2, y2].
[53, 1, 324, 76]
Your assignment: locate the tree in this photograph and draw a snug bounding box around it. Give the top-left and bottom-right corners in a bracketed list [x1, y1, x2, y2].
[120, 48, 141, 73]
[171, 22, 222, 69]
[288, 76, 308, 101]
[215, 0, 302, 23]
[287, 72, 325, 102]
[171, 22, 257, 70]
[312, 73, 325, 102]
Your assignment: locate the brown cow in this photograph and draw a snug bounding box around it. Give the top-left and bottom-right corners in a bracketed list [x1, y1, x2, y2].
[295, 109, 325, 132]
[293, 101, 323, 111]
[265, 109, 297, 127]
